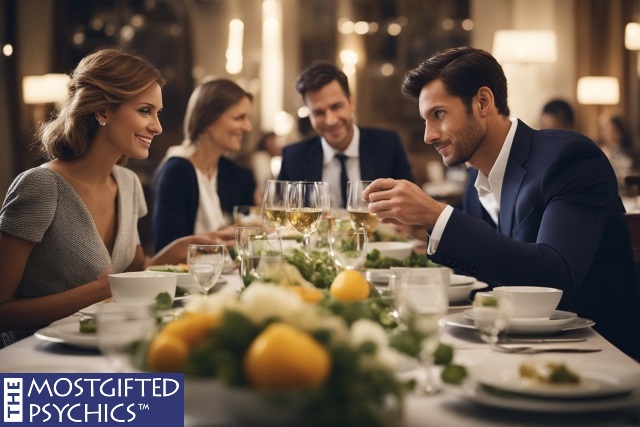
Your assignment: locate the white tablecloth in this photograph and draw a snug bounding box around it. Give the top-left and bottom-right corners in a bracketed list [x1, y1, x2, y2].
[1, 272, 639, 427]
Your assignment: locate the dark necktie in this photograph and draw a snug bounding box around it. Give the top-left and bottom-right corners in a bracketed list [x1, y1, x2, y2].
[335, 153, 348, 208]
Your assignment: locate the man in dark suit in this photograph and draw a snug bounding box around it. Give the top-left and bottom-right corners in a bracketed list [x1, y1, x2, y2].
[278, 62, 414, 208]
[364, 46, 640, 361]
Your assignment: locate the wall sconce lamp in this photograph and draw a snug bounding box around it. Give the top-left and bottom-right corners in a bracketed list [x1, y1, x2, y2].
[492, 30, 557, 63]
[625, 23, 640, 50]
[576, 76, 620, 105]
[22, 73, 70, 105]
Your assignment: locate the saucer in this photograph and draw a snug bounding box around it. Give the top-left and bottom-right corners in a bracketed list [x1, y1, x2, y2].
[447, 310, 594, 335]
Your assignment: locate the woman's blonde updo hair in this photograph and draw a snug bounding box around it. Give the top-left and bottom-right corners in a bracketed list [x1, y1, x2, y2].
[36, 47, 166, 162]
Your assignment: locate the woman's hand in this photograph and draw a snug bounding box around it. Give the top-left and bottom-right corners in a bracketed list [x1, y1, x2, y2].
[148, 234, 217, 267]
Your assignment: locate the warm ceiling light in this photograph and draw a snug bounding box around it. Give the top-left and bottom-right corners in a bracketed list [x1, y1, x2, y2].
[492, 30, 557, 63]
[576, 76, 620, 105]
[22, 74, 70, 104]
[625, 23, 640, 50]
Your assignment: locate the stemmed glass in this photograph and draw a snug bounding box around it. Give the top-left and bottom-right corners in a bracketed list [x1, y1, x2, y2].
[235, 226, 267, 279]
[329, 228, 367, 270]
[96, 303, 155, 372]
[187, 244, 225, 296]
[472, 292, 512, 349]
[262, 180, 289, 241]
[285, 181, 326, 254]
[347, 180, 379, 234]
[241, 238, 283, 286]
[395, 268, 450, 395]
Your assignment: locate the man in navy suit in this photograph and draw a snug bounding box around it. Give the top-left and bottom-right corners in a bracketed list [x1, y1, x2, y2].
[278, 62, 414, 208]
[364, 46, 640, 361]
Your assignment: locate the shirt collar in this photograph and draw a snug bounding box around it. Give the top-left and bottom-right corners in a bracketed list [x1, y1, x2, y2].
[321, 125, 360, 165]
[474, 117, 518, 205]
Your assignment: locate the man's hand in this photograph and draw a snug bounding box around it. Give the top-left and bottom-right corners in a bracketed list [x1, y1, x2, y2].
[363, 179, 446, 229]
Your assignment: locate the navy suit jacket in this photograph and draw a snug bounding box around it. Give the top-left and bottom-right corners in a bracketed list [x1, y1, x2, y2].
[277, 127, 415, 186]
[431, 121, 640, 360]
[152, 156, 255, 253]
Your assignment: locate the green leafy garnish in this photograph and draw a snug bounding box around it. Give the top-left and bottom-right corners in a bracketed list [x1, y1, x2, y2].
[79, 316, 96, 334]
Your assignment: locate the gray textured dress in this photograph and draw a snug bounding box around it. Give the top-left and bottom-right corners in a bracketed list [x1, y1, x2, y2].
[0, 165, 147, 346]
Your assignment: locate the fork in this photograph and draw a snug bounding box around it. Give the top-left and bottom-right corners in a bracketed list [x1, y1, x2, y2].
[490, 343, 602, 354]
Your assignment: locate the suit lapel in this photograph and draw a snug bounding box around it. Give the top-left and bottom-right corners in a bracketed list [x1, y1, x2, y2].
[358, 130, 376, 180]
[499, 120, 533, 236]
[305, 139, 324, 181]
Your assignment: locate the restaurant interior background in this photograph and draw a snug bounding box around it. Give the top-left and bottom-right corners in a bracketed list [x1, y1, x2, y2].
[0, 0, 638, 232]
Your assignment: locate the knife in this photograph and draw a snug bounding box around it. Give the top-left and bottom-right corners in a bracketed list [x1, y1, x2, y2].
[505, 337, 587, 344]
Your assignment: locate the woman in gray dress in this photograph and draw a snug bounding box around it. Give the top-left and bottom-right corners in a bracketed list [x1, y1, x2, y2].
[0, 48, 214, 347]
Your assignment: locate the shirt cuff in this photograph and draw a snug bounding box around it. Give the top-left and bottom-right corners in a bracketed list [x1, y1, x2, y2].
[427, 205, 454, 255]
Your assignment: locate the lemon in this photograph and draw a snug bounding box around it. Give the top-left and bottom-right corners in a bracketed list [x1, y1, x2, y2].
[284, 285, 324, 303]
[329, 270, 370, 302]
[160, 312, 220, 348]
[146, 333, 189, 372]
[244, 323, 331, 389]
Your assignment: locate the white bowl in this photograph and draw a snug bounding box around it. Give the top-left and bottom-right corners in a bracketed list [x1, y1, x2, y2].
[109, 271, 177, 303]
[147, 266, 196, 286]
[368, 241, 414, 261]
[492, 286, 562, 319]
[448, 282, 475, 303]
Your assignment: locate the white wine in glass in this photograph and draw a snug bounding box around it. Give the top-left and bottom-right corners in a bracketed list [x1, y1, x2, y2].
[347, 180, 379, 233]
[286, 181, 326, 253]
[262, 180, 289, 240]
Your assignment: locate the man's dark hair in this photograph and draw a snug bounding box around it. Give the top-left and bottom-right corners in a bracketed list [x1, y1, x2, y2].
[542, 99, 575, 129]
[295, 61, 350, 98]
[401, 46, 510, 117]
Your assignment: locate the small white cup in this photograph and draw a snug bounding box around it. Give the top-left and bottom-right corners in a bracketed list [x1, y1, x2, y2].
[492, 286, 562, 319]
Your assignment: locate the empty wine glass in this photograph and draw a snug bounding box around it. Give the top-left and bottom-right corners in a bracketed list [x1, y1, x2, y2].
[96, 303, 155, 372]
[286, 181, 325, 254]
[472, 292, 512, 349]
[329, 228, 367, 270]
[347, 180, 379, 234]
[241, 238, 283, 286]
[187, 244, 225, 296]
[262, 180, 289, 241]
[395, 268, 449, 395]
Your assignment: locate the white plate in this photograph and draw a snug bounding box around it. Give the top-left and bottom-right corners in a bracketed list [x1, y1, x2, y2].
[445, 311, 595, 335]
[464, 309, 578, 330]
[78, 289, 196, 316]
[35, 322, 98, 349]
[366, 270, 477, 286]
[445, 360, 640, 413]
[478, 359, 640, 399]
[449, 281, 488, 303]
[450, 274, 476, 286]
[2, 362, 106, 373]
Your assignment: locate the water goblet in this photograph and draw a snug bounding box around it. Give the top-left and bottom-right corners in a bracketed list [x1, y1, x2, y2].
[329, 228, 367, 270]
[347, 180, 379, 234]
[395, 268, 450, 395]
[262, 180, 289, 241]
[187, 244, 225, 296]
[241, 238, 282, 286]
[286, 181, 325, 254]
[472, 292, 512, 349]
[96, 303, 155, 373]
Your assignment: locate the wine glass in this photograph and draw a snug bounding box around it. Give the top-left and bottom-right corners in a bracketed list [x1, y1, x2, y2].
[187, 244, 225, 296]
[347, 180, 379, 234]
[241, 238, 283, 286]
[329, 228, 367, 270]
[262, 180, 289, 241]
[285, 181, 326, 254]
[235, 226, 267, 278]
[472, 292, 512, 349]
[96, 303, 155, 372]
[395, 268, 449, 395]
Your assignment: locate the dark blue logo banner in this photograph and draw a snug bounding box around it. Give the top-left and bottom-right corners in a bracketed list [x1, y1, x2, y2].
[1, 373, 183, 426]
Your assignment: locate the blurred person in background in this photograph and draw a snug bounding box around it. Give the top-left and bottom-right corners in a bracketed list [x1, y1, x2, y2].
[599, 115, 635, 188]
[250, 131, 282, 198]
[539, 98, 575, 130]
[0, 48, 213, 347]
[278, 61, 414, 209]
[153, 78, 256, 254]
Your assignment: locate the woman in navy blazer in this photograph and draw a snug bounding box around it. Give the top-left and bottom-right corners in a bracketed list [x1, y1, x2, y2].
[153, 79, 256, 253]
[365, 46, 640, 361]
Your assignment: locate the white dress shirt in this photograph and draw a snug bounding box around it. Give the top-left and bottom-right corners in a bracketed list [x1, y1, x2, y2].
[321, 125, 361, 208]
[193, 168, 228, 234]
[427, 118, 518, 255]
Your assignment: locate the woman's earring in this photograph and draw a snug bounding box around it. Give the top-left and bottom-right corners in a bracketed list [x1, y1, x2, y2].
[99, 121, 106, 126]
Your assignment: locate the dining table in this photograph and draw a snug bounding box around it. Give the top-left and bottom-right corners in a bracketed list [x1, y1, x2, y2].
[1, 271, 639, 427]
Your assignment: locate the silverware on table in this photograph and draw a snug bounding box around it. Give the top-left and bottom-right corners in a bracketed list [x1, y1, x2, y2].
[492, 345, 602, 354]
[506, 337, 587, 344]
